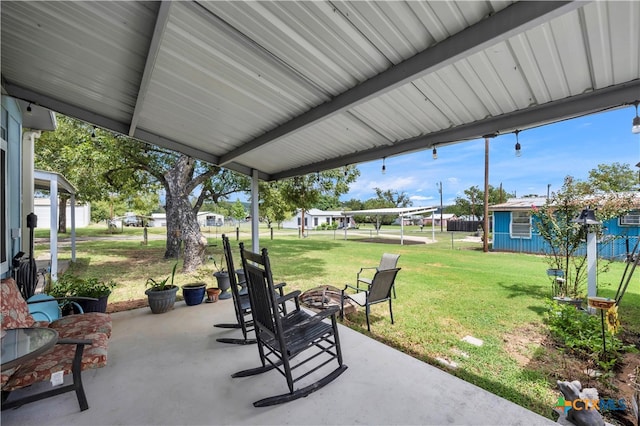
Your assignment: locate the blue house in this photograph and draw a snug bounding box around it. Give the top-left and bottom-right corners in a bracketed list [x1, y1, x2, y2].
[1, 96, 58, 280]
[489, 197, 640, 260]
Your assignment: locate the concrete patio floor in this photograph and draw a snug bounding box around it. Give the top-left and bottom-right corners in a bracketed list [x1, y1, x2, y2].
[2, 299, 554, 425]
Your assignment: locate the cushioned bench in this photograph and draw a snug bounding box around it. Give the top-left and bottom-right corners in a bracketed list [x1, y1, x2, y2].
[1, 278, 112, 411]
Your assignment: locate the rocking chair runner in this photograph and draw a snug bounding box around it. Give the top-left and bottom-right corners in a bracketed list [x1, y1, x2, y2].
[214, 235, 287, 345]
[233, 243, 347, 407]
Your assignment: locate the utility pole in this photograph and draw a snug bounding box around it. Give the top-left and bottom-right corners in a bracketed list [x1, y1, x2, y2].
[437, 181, 443, 232]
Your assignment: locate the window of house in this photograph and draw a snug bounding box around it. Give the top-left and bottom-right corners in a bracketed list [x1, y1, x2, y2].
[511, 211, 531, 238]
[620, 211, 640, 226]
[313, 217, 318, 226]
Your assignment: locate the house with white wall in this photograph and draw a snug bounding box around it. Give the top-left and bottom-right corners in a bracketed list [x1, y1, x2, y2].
[281, 209, 355, 230]
[33, 198, 91, 229]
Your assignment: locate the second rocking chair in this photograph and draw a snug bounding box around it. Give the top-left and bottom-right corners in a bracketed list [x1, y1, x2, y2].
[233, 243, 347, 407]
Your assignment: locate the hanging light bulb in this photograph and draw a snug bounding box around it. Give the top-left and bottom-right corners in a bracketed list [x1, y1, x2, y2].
[515, 130, 522, 157]
[344, 166, 348, 177]
[91, 126, 96, 138]
[432, 147, 438, 160]
[632, 101, 640, 134]
[26, 103, 32, 115]
[382, 157, 386, 174]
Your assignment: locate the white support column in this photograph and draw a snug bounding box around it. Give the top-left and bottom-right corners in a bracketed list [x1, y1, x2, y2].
[400, 214, 404, 245]
[70, 193, 76, 262]
[586, 231, 597, 300]
[251, 169, 259, 252]
[21, 131, 40, 252]
[49, 178, 59, 282]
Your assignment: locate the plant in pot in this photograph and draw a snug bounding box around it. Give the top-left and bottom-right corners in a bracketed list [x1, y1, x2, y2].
[48, 275, 116, 314]
[182, 280, 207, 306]
[145, 263, 179, 314]
[212, 256, 231, 300]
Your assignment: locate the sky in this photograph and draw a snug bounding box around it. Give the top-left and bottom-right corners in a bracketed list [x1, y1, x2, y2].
[340, 105, 640, 207]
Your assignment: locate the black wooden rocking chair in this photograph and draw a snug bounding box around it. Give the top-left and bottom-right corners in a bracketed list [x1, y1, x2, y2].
[233, 243, 347, 407]
[213, 234, 255, 345]
[214, 235, 287, 345]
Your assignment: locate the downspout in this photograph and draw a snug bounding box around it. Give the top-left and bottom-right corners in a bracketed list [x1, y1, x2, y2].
[21, 130, 40, 253]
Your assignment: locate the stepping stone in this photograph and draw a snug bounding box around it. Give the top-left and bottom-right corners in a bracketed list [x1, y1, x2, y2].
[461, 335, 483, 346]
[451, 348, 469, 358]
[435, 357, 458, 369]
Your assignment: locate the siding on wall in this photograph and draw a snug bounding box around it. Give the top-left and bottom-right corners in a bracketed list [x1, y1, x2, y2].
[492, 211, 640, 260]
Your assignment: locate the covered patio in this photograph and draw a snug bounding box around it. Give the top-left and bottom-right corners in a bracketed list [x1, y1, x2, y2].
[1, 299, 552, 425]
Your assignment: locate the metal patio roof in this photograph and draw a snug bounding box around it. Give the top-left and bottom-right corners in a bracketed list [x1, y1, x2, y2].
[2, 1, 639, 182]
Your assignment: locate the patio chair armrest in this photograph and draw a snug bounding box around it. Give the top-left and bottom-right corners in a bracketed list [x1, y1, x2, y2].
[57, 338, 93, 346]
[342, 284, 361, 293]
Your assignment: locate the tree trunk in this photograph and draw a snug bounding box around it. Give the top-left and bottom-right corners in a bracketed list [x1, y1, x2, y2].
[163, 156, 207, 273]
[58, 196, 68, 233]
[300, 209, 306, 235]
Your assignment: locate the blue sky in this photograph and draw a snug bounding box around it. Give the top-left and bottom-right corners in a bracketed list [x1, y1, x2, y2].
[341, 105, 640, 207]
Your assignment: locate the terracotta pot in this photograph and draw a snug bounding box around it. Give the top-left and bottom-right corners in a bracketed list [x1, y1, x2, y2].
[206, 287, 221, 303]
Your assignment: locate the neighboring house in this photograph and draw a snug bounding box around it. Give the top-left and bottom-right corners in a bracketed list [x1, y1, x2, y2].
[149, 213, 167, 227]
[281, 209, 355, 230]
[197, 212, 224, 227]
[423, 213, 457, 227]
[489, 197, 640, 260]
[33, 198, 91, 228]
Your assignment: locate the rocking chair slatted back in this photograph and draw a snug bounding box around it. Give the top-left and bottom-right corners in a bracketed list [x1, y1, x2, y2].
[235, 243, 347, 407]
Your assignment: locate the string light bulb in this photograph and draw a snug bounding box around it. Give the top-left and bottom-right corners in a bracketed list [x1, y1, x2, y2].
[432, 147, 437, 160]
[382, 157, 386, 174]
[91, 126, 96, 138]
[515, 130, 522, 157]
[26, 103, 32, 115]
[632, 101, 640, 134]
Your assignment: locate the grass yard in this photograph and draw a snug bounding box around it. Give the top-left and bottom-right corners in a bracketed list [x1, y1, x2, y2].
[36, 225, 639, 422]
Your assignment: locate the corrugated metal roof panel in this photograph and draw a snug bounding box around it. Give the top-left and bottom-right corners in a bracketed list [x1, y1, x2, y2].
[2, 1, 638, 180]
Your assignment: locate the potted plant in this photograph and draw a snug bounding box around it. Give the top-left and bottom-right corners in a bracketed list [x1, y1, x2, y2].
[212, 256, 231, 300]
[145, 263, 179, 314]
[182, 282, 206, 306]
[48, 275, 116, 313]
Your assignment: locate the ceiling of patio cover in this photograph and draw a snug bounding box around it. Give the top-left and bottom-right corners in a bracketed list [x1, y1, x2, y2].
[2, 1, 639, 181]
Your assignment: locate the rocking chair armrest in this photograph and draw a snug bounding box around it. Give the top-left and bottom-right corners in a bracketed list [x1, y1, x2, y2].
[288, 305, 339, 330]
[276, 290, 301, 305]
[274, 282, 286, 296]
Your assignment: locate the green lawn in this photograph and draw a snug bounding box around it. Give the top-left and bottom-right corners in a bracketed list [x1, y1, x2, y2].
[37, 225, 639, 419]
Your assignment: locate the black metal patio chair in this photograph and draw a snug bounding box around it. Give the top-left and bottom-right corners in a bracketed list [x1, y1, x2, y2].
[233, 243, 347, 407]
[342, 267, 401, 332]
[357, 253, 400, 298]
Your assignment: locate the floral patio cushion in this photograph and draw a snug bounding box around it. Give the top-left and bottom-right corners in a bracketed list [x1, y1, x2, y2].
[49, 312, 112, 338]
[1, 278, 36, 329]
[2, 332, 109, 391]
